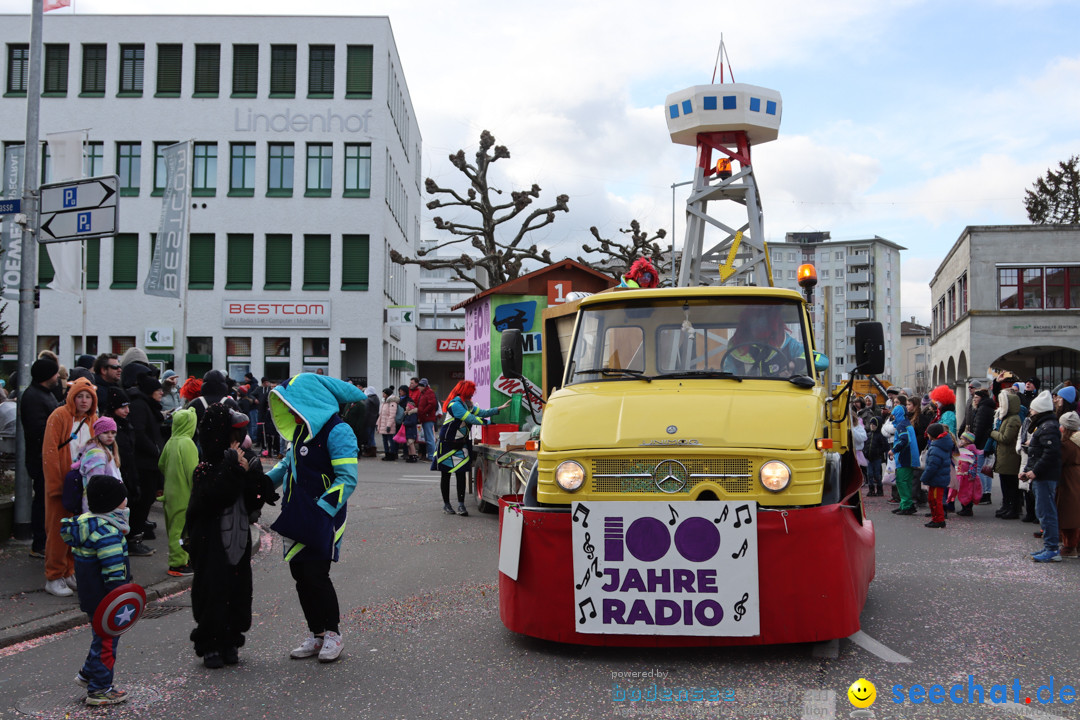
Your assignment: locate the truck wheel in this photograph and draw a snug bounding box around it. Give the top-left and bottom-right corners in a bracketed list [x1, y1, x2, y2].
[475, 464, 497, 514]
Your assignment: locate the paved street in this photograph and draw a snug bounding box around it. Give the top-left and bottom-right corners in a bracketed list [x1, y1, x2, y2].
[2, 462, 1080, 719]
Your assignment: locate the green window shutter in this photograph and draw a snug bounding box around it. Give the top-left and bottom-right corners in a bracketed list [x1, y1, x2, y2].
[86, 237, 100, 289]
[303, 234, 330, 290]
[345, 45, 372, 99]
[307, 45, 334, 97]
[156, 44, 182, 96]
[265, 234, 292, 289]
[341, 234, 369, 290]
[232, 44, 258, 97]
[111, 233, 138, 289]
[188, 233, 215, 289]
[43, 44, 68, 95]
[194, 45, 220, 96]
[270, 45, 296, 97]
[226, 234, 254, 289]
[118, 44, 144, 94]
[81, 44, 106, 95]
[38, 243, 54, 284]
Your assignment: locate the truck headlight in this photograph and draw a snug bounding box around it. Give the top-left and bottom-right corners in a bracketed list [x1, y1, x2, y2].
[555, 461, 586, 492]
[760, 460, 791, 492]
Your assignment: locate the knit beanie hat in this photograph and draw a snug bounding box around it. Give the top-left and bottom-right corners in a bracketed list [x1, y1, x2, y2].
[93, 416, 117, 435]
[30, 357, 59, 383]
[1061, 412, 1080, 432]
[960, 431, 975, 445]
[1028, 377, 1041, 390]
[927, 423, 946, 439]
[86, 475, 127, 514]
[921, 394, 932, 407]
[1057, 386, 1077, 405]
[1030, 390, 1054, 414]
[137, 374, 162, 395]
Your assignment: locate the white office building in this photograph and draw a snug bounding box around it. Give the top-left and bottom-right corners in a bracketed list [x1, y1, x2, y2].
[769, 232, 905, 388]
[0, 14, 421, 388]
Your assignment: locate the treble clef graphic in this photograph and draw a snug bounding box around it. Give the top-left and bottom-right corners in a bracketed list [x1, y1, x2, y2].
[583, 531, 595, 557]
[733, 593, 749, 622]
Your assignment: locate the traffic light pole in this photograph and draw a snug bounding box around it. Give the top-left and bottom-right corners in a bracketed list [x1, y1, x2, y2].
[13, 1, 43, 541]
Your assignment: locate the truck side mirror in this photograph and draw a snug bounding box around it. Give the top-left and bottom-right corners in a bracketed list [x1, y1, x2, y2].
[501, 329, 524, 380]
[813, 352, 829, 373]
[854, 322, 885, 375]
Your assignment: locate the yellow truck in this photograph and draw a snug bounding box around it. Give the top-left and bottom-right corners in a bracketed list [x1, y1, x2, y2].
[497, 283, 883, 646]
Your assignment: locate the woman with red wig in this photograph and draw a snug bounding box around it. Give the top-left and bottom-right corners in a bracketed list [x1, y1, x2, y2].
[432, 381, 508, 516]
[929, 385, 957, 436]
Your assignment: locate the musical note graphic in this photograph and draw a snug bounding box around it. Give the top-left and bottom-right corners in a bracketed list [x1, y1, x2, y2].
[667, 504, 679, 526]
[572, 504, 590, 528]
[733, 593, 749, 622]
[582, 531, 595, 558]
[575, 558, 603, 589]
[714, 505, 729, 524]
[577, 597, 597, 624]
[733, 504, 753, 529]
[576, 567, 592, 590]
[731, 538, 748, 559]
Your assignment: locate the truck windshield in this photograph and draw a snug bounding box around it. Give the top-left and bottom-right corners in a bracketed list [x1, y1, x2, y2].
[566, 297, 812, 384]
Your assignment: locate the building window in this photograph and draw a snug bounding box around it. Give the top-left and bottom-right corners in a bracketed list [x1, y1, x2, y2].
[85, 237, 100, 289]
[346, 45, 373, 99]
[41, 144, 51, 184]
[835, 269, 844, 278]
[303, 234, 330, 290]
[7, 44, 28, 95]
[83, 141, 104, 177]
[308, 45, 334, 98]
[194, 44, 220, 96]
[265, 234, 292, 290]
[834, 251, 844, 261]
[38, 243, 54, 285]
[267, 143, 294, 196]
[270, 45, 296, 97]
[111, 233, 138, 289]
[1046, 267, 1078, 309]
[959, 273, 968, 314]
[188, 234, 215, 289]
[118, 44, 144, 95]
[152, 141, 177, 196]
[822, 269, 829, 279]
[192, 142, 217, 196]
[835, 286, 844, 296]
[116, 142, 141, 196]
[947, 287, 956, 325]
[344, 143, 371, 197]
[226, 234, 253, 290]
[305, 143, 332, 196]
[81, 44, 106, 95]
[43, 44, 68, 95]
[231, 44, 258, 97]
[229, 143, 255, 196]
[156, 44, 182, 97]
[342, 234, 370, 290]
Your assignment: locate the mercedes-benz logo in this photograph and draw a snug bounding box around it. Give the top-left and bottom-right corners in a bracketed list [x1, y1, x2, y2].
[653, 459, 688, 494]
[666, 425, 677, 434]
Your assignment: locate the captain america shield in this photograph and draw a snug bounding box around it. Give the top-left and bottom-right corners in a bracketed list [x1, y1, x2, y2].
[92, 583, 147, 638]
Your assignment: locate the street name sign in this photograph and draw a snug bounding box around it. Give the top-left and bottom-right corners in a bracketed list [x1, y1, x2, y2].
[38, 174, 119, 243]
[0, 199, 20, 214]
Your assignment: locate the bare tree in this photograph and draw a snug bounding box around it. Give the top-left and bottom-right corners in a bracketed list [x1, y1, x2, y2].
[390, 130, 569, 291]
[1025, 155, 1080, 224]
[577, 220, 669, 278]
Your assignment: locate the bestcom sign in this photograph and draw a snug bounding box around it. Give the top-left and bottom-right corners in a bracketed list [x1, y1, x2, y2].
[222, 300, 331, 329]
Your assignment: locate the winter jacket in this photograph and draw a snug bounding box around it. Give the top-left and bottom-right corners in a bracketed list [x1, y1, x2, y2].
[936, 406, 957, 437]
[1024, 411, 1062, 483]
[376, 395, 399, 435]
[971, 393, 996, 450]
[112, 414, 140, 503]
[43, 378, 98, 509]
[1059, 434, 1080, 530]
[266, 374, 364, 562]
[128, 387, 165, 474]
[890, 405, 921, 469]
[78, 442, 123, 513]
[416, 387, 439, 424]
[60, 513, 130, 615]
[991, 393, 1022, 475]
[864, 419, 889, 463]
[921, 433, 955, 488]
[21, 381, 59, 475]
[364, 392, 380, 429]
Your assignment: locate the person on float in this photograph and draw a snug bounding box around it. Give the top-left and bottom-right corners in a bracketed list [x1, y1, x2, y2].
[431, 380, 509, 516]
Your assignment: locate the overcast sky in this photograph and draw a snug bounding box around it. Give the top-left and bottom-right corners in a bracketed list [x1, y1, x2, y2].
[3, 0, 1078, 323]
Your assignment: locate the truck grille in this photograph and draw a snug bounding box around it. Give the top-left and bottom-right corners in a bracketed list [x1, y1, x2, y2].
[591, 457, 753, 494]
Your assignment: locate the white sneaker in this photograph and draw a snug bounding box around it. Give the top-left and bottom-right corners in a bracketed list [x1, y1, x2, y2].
[45, 578, 73, 597]
[289, 634, 323, 659]
[317, 631, 343, 663]
[64, 575, 77, 590]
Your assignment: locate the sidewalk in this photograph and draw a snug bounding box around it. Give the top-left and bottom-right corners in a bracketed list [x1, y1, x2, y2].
[0, 500, 263, 649]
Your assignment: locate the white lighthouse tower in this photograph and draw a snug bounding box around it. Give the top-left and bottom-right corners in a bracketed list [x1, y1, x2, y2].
[666, 80, 782, 287]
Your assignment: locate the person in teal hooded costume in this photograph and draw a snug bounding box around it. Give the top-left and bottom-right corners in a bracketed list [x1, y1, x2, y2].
[266, 373, 364, 663]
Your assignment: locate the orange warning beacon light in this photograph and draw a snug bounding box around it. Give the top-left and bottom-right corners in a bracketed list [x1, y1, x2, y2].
[797, 263, 818, 303]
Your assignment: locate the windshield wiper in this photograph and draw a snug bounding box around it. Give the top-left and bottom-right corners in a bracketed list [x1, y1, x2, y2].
[574, 367, 652, 382]
[652, 370, 742, 382]
[787, 374, 816, 388]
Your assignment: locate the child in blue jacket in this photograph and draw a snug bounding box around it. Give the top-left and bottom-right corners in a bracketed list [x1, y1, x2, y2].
[889, 404, 922, 515]
[921, 423, 955, 528]
[60, 475, 132, 706]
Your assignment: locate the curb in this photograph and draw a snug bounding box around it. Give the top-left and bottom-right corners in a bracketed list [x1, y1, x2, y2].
[0, 523, 265, 650]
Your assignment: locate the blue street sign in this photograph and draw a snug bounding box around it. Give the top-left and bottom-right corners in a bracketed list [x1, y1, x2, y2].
[0, 199, 20, 215]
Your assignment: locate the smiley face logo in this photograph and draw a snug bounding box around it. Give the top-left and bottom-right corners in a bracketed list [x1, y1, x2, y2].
[847, 678, 877, 708]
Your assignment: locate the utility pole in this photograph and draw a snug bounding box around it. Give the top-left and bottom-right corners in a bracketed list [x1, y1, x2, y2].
[13, 1, 43, 541]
